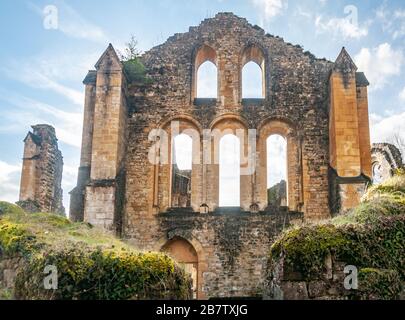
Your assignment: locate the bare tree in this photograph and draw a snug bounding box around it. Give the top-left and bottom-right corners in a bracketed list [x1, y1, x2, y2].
[389, 132, 405, 159]
[118, 35, 141, 61]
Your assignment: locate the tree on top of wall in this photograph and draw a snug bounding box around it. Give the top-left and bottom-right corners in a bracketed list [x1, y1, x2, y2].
[118, 35, 151, 85]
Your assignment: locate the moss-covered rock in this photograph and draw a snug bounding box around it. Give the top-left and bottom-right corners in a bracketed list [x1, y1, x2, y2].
[15, 245, 190, 300]
[358, 268, 402, 300]
[267, 174, 405, 300]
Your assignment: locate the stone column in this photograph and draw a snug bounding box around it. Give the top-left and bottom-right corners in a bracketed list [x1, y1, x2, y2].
[329, 48, 370, 213]
[69, 71, 96, 222]
[83, 44, 127, 230]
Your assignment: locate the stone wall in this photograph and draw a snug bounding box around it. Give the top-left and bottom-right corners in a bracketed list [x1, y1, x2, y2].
[124, 12, 334, 223]
[0, 257, 22, 299]
[265, 254, 404, 300]
[126, 209, 303, 299]
[70, 12, 373, 299]
[371, 143, 403, 183]
[19, 125, 65, 215]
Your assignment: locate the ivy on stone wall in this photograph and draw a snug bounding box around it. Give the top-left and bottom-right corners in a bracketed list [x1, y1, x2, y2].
[268, 173, 405, 299]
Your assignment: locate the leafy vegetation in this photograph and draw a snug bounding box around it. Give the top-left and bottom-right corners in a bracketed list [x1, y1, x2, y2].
[268, 173, 405, 299]
[358, 268, 402, 300]
[0, 203, 191, 300]
[119, 35, 152, 85]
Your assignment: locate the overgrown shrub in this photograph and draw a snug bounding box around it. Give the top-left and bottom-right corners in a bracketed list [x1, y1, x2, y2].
[15, 244, 191, 300]
[0, 206, 192, 300]
[123, 58, 152, 85]
[270, 216, 404, 280]
[0, 202, 25, 216]
[268, 174, 405, 299]
[358, 268, 402, 300]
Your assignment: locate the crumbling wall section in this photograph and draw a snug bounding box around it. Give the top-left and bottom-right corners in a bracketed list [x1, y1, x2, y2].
[19, 125, 65, 215]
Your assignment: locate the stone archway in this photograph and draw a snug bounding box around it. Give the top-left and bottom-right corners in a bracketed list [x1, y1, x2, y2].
[161, 237, 199, 299]
[257, 118, 301, 211]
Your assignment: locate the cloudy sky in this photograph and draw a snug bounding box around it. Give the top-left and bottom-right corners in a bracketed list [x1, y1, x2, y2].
[0, 0, 404, 211]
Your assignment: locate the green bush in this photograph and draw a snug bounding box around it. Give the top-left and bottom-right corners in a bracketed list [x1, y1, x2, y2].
[268, 174, 405, 299]
[269, 216, 404, 280]
[358, 268, 402, 300]
[15, 244, 191, 300]
[123, 58, 151, 85]
[270, 224, 349, 276]
[0, 204, 192, 300]
[0, 202, 25, 216]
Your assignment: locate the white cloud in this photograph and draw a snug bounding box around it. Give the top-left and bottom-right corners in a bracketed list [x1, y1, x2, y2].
[315, 14, 369, 39]
[29, 0, 107, 43]
[0, 161, 21, 204]
[370, 112, 405, 155]
[400, 87, 405, 101]
[370, 111, 405, 158]
[0, 91, 83, 148]
[376, 3, 405, 39]
[251, 0, 288, 22]
[197, 62, 218, 98]
[2, 54, 90, 106]
[354, 43, 403, 91]
[267, 135, 287, 188]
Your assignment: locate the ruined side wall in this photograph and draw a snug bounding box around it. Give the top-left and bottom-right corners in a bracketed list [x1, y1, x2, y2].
[19, 125, 65, 215]
[371, 143, 404, 183]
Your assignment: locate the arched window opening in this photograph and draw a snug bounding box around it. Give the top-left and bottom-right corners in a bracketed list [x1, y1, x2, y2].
[162, 237, 198, 299]
[171, 134, 193, 208]
[197, 61, 217, 98]
[194, 45, 218, 99]
[219, 134, 240, 207]
[267, 135, 287, 207]
[241, 45, 265, 99]
[242, 61, 263, 98]
[372, 163, 384, 185]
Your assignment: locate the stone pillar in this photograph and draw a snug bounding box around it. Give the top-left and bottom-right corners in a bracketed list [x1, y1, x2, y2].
[83, 44, 127, 230]
[69, 71, 96, 222]
[19, 133, 39, 203]
[19, 125, 65, 215]
[356, 73, 372, 178]
[329, 48, 370, 213]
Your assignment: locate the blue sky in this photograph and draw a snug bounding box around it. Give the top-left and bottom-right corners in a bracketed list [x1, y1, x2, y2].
[0, 0, 405, 211]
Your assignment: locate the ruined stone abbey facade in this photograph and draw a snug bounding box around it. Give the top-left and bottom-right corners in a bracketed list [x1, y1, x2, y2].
[69, 13, 372, 299]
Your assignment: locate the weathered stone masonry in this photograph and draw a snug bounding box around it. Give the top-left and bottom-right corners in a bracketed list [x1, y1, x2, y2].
[19, 124, 65, 215]
[371, 143, 403, 183]
[70, 13, 372, 299]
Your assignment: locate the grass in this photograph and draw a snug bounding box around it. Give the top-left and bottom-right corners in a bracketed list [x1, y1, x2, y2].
[0, 202, 192, 300]
[0, 203, 131, 255]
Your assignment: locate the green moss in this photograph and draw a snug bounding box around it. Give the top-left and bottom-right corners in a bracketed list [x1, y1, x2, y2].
[0, 203, 192, 300]
[0, 287, 12, 300]
[358, 268, 402, 300]
[0, 202, 25, 216]
[270, 224, 350, 277]
[269, 174, 405, 289]
[333, 197, 405, 225]
[15, 245, 191, 300]
[123, 58, 152, 85]
[269, 216, 405, 281]
[0, 221, 38, 257]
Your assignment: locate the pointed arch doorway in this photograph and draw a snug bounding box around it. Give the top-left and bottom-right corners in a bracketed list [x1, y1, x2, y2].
[162, 237, 199, 299]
